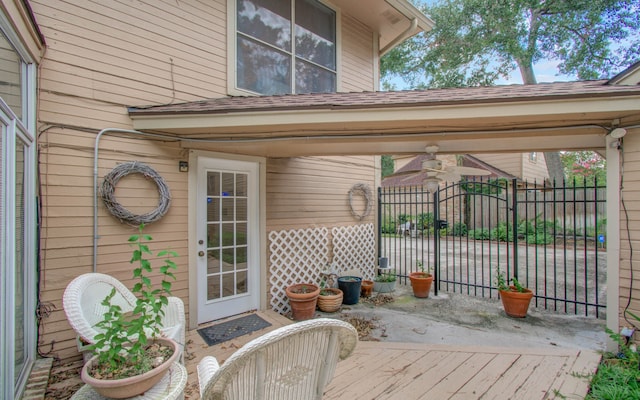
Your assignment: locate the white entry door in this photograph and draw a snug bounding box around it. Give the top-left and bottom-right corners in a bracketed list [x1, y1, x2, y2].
[196, 157, 260, 323]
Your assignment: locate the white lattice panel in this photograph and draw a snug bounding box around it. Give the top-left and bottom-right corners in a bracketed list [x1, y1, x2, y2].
[331, 224, 376, 280]
[268, 227, 329, 315]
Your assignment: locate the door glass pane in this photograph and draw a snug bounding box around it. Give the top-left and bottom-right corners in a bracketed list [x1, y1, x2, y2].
[207, 223, 220, 248]
[207, 171, 220, 196]
[236, 174, 247, 196]
[295, 0, 335, 70]
[236, 198, 247, 221]
[14, 138, 26, 381]
[237, 223, 247, 245]
[207, 249, 221, 274]
[207, 198, 220, 222]
[237, 0, 291, 51]
[222, 198, 234, 222]
[237, 37, 292, 95]
[0, 30, 23, 120]
[207, 275, 221, 300]
[221, 173, 235, 196]
[237, 270, 248, 294]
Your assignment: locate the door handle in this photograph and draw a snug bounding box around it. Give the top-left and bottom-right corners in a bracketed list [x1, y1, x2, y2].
[198, 251, 205, 257]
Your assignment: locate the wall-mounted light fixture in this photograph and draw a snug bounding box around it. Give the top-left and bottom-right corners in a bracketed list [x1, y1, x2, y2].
[179, 161, 189, 172]
[610, 127, 627, 139]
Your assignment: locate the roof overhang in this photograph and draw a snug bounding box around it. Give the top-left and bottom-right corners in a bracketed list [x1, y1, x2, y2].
[329, 0, 434, 55]
[129, 81, 640, 158]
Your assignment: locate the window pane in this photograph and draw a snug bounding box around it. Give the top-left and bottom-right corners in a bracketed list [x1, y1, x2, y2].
[0, 30, 22, 120]
[295, 0, 335, 70]
[237, 37, 292, 95]
[237, 0, 291, 51]
[237, 270, 248, 294]
[296, 60, 336, 94]
[14, 138, 26, 381]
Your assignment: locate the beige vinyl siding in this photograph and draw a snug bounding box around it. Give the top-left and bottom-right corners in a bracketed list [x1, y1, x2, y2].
[620, 129, 640, 338]
[341, 14, 375, 92]
[521, 152, 549, 183]
[266, 155, 377, 231]
[474, 153, 522, 177]
[32, 0, 228, 106]
[38, 127, 189, 361]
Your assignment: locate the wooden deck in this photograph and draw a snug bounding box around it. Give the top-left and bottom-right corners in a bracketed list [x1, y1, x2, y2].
[183, 311, 600, 400]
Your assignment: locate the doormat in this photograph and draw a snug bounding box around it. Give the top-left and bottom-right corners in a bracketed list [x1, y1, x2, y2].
[197, 314, 272, 346]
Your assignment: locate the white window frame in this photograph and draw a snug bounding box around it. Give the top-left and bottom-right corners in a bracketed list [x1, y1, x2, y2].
[0, 16, 37, 400]
[227, 0, 342, 96]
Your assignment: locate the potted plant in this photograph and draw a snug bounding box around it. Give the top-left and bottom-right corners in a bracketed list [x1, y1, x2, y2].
[81, 225, 180, 398]
[409, 260, 433, 298]
[373, 270, 397, 293]
[337, 276, 362, 305]
[286, 283, 320, 320]
[495, 266, 533, 318]
[317, 278, 343, 313]
[360, 279, 374, 297]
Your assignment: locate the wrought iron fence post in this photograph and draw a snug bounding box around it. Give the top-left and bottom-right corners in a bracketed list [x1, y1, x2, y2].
[433, 189, 439, 296]
[512, 178, 518, 280]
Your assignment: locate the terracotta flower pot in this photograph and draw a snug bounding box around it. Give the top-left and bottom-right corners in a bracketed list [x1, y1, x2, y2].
[360, 280, 374, 297]
[499, 286, 534, 318]
[317, 288, 343, 312]
[409, 272, 434, 298]
[286, 283, 320, 320]
[81, 337, 179, 399]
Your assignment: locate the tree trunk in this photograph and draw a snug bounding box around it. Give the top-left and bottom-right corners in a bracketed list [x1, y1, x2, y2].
[544, 152, 565, 185]
[518, 60, 563, 184]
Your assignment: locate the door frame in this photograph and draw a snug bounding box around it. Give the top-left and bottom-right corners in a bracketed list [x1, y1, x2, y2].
[187, 150, 267, 329]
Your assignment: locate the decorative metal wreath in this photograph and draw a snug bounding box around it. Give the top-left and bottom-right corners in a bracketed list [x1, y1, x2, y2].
[348, 183, 373, 221]
[100, 161, 171, 226]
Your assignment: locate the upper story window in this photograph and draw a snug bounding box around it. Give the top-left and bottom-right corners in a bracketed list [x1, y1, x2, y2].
[236, 0, 336, 95]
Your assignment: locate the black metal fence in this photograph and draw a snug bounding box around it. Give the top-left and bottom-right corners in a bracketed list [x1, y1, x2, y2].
[378, 178, 606, 318]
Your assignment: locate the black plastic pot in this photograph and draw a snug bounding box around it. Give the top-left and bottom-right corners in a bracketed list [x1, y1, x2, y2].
[338, 276, 362, 305]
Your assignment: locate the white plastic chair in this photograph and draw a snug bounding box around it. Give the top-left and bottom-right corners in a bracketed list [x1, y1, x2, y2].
[197, 318, 358, 400]
[63, 272, 186, 363]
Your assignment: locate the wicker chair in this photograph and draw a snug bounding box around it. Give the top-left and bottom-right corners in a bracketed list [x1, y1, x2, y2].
[63, 272, 186, 363]
[197, 318, 358, 400]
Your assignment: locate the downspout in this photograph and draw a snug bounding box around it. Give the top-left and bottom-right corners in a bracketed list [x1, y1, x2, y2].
[379, 18, 417, 57]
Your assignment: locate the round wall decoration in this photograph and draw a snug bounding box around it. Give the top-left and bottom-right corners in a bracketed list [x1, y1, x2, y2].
[348, 183, 373, 221]
[100, 161, 171, 226]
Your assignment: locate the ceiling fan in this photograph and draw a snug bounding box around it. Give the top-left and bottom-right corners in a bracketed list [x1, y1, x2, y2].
[392, 145, 491, 191]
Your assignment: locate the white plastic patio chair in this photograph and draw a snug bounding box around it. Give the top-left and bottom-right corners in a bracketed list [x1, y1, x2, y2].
[197, 318, 358, 400]
[63, 272, 186, 363]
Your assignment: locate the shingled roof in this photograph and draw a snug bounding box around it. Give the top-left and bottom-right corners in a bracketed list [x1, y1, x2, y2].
[128, 80, 639, 116]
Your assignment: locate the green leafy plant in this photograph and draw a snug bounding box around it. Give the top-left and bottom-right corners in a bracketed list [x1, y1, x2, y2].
[374, 270, 397, 282]
[89, 224, 178, 378]
[495, 266, 527, 293]
[586, 312, 640, 399]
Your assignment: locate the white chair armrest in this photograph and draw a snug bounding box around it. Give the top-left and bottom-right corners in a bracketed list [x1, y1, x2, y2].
[197, 356, 221, 397]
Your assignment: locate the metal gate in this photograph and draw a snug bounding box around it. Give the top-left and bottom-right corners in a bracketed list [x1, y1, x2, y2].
[378, 178, 606, 317]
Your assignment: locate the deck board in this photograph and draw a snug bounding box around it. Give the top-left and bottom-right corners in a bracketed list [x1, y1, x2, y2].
[183, 313, 600, 400]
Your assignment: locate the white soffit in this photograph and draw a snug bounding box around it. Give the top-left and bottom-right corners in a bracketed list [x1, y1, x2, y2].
[329, 0, 434, 51]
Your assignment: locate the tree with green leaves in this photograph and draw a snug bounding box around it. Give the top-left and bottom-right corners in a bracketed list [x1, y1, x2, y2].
[560, 151, 606, 186]
[382, 0, 640, 88]
[381, 155, 395, 178]
[381, 0, 639, 183]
